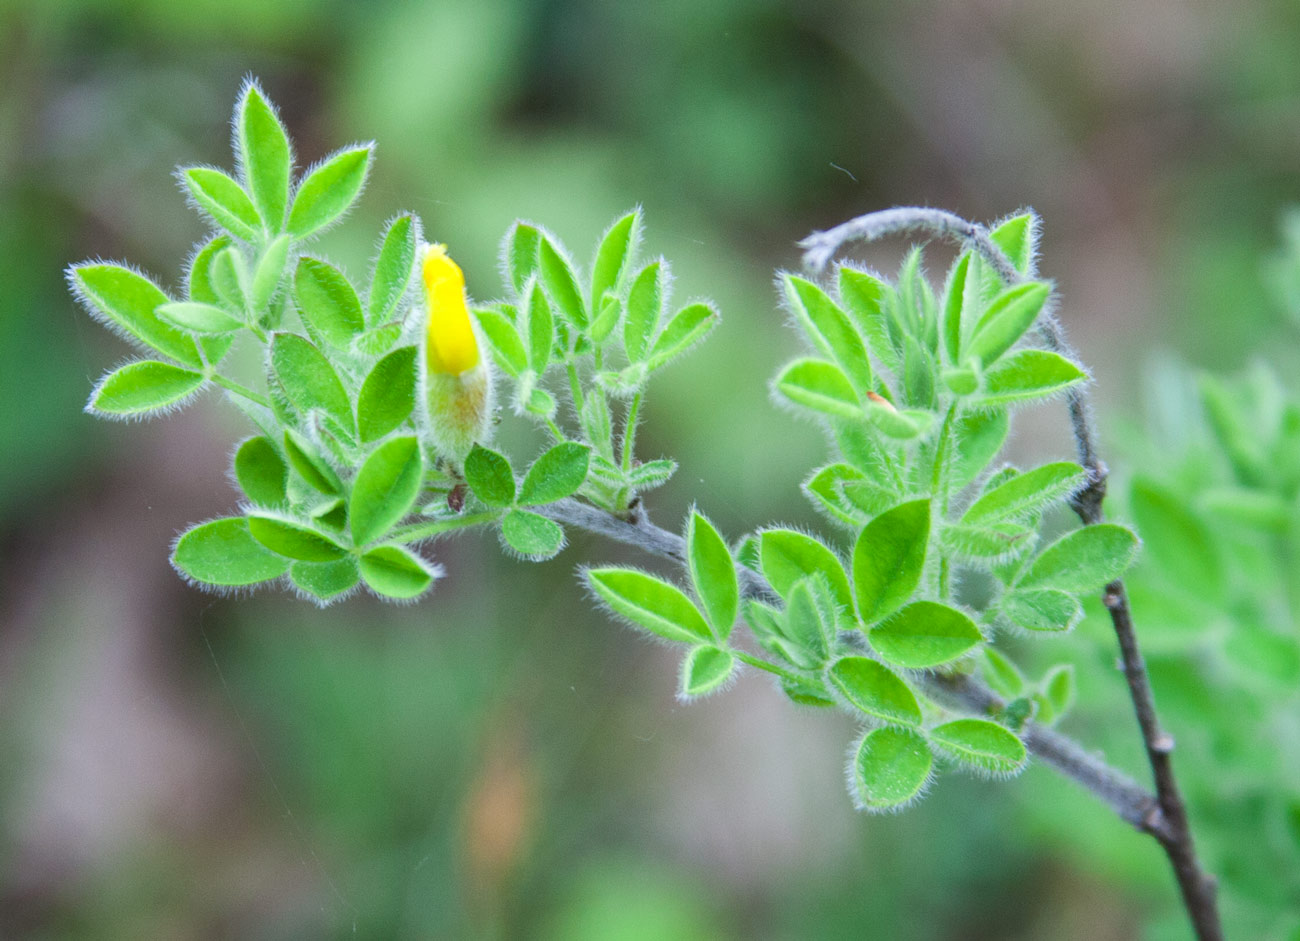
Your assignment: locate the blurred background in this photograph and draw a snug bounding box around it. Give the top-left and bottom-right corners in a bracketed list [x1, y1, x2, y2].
[2, 0, 1299, 938]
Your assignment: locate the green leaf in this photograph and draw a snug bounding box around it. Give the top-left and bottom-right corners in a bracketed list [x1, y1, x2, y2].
[949, 410, 1009, 488]
[586, 568, 712, 645]
[869, 601, 982, 668]
[182, 167, 262, 241]
[981, 350, 1086, 406]
[500, 509, 565, 560]
[287, 146, 371, 238]
[210, 247, 248, 313]
[357, 345, 417, 443]
[356, 323, 402, 357]
[687, 512, 738, 640]
[775, 358, 860, 419]
[359, 545, 437, 599]
[172, 517, 290, 586]
[234, 436, 287, 506]
[250, 234, 291, 312]
[156, 301, 245, 333]
[838, 267, 898, 370]
[188, 236, 231, 305]
[526, 387, 557, 419]
[524, 279, 554, 373]
[851, 726, 932, 811]
[474, 306, 527, 376]
[784, 577, 836, 662]
[247, 513, 348, 561]
[1131, 476, 1223, 603]
[965, 282, 1051, 367]
[505, 222, 541, 296]
[350, 436, 422, 546]
[270, 333, 353, 430]
[519, 442, 590, 505]
[903, 338, 935, 406]
[1042, 664, 1075, 717]
[284, 428, 342, 495]
[679, 645, 735, 699]
[852, 499, 930, 623]
[290, 558, 359, 602]
[866, 401, 922, 439]
[942, 252, 971, 363]
[803, 463, 871, 527]
[758, 529, 853, 614]
[464, 446, 516, 507]
[841, 481, 900, 520]
[990, 213, 1037, 275]
[236, 80, 292, 231]
[929, 718, 1026, 774]
[70, 263, 202, 367]
[369, 214, 418, 325]
[591, 209, 640, 308]
[539, 235, 587, 329]
[293, 258, 365, 350]
[1019, 524, 1139, 593]
[942, 367, 977, 396]
[623, 261, 663, 363]
[982, 648, 1025, 700]
[589, 295, 621, 345]
[89, 360, 205, 416]
[940, 522, 1034, 562]
[784, 275, 872, 393]
[628, 459, 676, 491]
[1002, 588, 1083, 632]
[579, 394, 613, 461]
[963, 462, 1086, 525]
[647, 302, 718, 370]
[828, 656, 922, 726]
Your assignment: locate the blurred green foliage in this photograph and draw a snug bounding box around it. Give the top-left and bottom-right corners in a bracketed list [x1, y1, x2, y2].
[4, 0, 1300, 938]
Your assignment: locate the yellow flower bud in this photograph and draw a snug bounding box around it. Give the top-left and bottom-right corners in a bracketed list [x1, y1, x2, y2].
[423, 243, 480, 375]
[420, 243, 493, 461]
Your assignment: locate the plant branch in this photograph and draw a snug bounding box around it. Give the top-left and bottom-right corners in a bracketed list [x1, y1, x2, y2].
[798, 207, 1221, 941]
[539, 496, 1169, 843]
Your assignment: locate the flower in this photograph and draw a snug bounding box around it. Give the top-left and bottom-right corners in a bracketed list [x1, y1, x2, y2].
[423, 243, 480, 375]
[420, 243, 493, 462]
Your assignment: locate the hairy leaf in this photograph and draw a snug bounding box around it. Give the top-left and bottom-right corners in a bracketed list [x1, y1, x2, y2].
[287, 146, 371, 238]
[357, 345, 417, 442]
[173, 517, 291, 586]
[687, 512, 738, 640]
[852, 726, 932, 811]
[586, 568, 712, 644]
[853, 499, 930, 623]
[929, 719, 1026, 774]
[679, 645, 735, 699]
[870, 601, 982, 668]
[350, 436, 422, 546]
[89, 360, 205, 416]
[828, 656, 922, 726]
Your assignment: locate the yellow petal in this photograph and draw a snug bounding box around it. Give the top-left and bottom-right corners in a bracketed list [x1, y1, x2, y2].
[424, 243, 479, 375]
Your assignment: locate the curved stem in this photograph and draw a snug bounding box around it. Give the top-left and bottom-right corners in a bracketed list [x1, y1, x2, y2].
[798, 206, 1222, 941]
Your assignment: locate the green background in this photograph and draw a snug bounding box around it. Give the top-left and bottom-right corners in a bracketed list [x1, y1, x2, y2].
[2, 1, 1299, 937]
